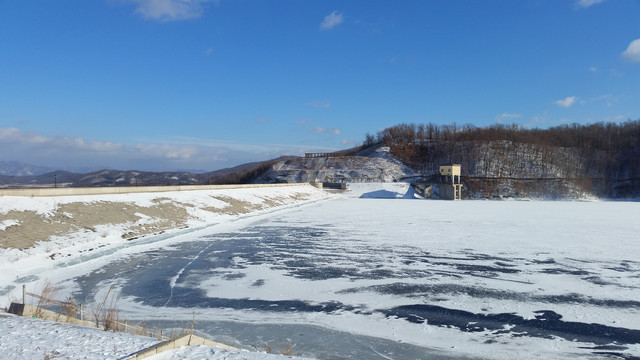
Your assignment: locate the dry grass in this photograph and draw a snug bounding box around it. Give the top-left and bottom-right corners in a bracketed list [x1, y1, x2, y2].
[61, 296, 78, 322]
[280, 341, 294, 356]
[43, 350, 61, 360]
[169, 312, 197, 340]
[90, 285, 122, 331]
[7, 288, 20, 304]
[102, 307, 120, 331]
[259, 341, 293, 356]
[33, 281, 60, 319]
[23, 283, 166, 341]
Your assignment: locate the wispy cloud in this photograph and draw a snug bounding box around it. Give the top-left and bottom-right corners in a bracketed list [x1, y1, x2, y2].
[555, 96, 578, 108]
[574, 0, 604, 9]
[126, 0, 216, 22]
[257, 117, 268, 123]
[320, 11, 344, 30]
[604, 115, 627, 122]
[588, 65, 622, 78]
[622, 39, 640, 62]
[312, 127, 341, 135]
[494, 113, 522, 123]
[591, 94, 618, 107]
[295, 119, 311, 125]
[306, 100, 331, 108]
[204, 47, 213, 55]
[0, 127, 306, 172]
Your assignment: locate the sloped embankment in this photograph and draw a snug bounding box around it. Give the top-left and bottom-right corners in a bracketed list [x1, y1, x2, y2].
[0, 184, 328, 255]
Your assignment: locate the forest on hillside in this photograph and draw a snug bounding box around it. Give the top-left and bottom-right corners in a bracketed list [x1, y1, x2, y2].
[365, 120, 640, 198]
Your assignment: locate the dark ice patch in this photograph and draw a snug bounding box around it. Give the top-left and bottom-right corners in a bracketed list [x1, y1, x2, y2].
[454, 264, 521, 274]
[494, 261, 517, 267]
[223, 272, 246, 280]
[582, 276, 615, 286]
[541, 268, 591, 275]
[380, 305, 640, 345]
[339, 282, 640, 309]
[532, 258, 556, 264]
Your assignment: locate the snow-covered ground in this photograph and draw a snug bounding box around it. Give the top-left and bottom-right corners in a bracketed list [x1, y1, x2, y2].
[0, 312, 311, 359]
[1, 183, 639, 359]
[256, 146, 418, 183]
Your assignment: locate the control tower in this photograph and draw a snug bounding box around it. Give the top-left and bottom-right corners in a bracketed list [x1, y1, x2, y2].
[439, 164, 462, 200]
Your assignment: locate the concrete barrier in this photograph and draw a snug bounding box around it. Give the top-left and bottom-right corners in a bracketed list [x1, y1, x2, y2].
[8, 303, 99, 329]
[123, 334, 238, 359]
[0, 183, 313, 197]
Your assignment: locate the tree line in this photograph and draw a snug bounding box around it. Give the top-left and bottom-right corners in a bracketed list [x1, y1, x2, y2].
[364, 120, 640, 197]
[368, 120, 640, 150]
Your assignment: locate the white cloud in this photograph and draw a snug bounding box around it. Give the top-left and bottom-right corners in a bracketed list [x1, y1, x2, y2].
[312, 127, 341, 135]
[604, 115, 626, 122]
[204, 47, 213, 55]
[135, 142, 198, 160]
[0, 128, 309, 172]
[494, 113, 522, 123]
[320, 11, 344, 30]
[591, 94, 617, 107]
[575, 0, 604, 8]
[555, 96, 578, 108]
[622, 39, 640, 62]
[306, 100, 331, 108]
[127, 0, 215, 22]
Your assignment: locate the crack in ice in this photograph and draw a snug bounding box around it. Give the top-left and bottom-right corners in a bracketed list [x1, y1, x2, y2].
[163, 242, 216, 308]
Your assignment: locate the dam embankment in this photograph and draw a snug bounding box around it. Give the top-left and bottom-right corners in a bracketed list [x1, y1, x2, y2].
[0, 183, 328, 251]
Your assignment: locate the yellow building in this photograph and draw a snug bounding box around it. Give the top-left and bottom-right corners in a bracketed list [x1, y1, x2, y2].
[439, 164, 462, 200]
[439, 164, 461, 182]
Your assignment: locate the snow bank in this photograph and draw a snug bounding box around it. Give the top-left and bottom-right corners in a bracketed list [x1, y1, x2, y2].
[0, 313, 312, 360]
[0, 313, 158, 359]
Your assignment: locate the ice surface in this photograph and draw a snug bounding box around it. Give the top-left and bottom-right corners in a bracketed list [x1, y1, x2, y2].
[1, 183, 639, 359]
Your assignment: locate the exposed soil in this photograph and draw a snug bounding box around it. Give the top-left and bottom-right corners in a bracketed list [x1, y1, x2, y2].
[0, 191, 318, 250]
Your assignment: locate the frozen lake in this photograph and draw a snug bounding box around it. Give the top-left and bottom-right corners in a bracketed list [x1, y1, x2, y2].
[37, 184, 640, 358]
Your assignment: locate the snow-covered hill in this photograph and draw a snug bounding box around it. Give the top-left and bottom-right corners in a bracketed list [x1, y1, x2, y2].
[254, 146, 418, 183]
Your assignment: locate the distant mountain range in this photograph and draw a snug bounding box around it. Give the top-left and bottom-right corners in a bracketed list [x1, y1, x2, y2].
[0, 161, 56, 177]
[0, 157, 296, 188]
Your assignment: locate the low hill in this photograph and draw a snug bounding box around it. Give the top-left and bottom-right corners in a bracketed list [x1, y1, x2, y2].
[253, 146, 418, 184]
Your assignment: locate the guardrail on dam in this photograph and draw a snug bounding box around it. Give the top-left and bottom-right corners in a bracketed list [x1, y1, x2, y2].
[0, 182, 323, 197]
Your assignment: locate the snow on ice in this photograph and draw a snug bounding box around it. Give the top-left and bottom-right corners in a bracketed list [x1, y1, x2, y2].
[1, 183, 639, 359]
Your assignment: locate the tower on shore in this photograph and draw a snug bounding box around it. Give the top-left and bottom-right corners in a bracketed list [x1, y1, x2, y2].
[439, 164, 462, 200]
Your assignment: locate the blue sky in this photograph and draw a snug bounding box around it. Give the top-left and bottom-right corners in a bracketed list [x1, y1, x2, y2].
[1, 0, 639, 172]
